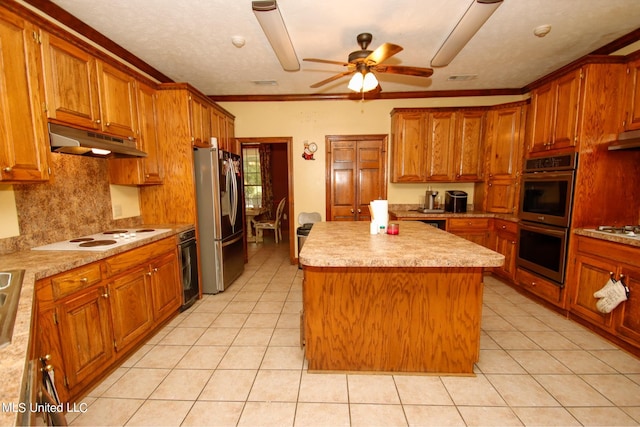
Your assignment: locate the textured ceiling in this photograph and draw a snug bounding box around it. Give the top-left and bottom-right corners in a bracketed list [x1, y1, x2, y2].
[34, 0, 640, 96]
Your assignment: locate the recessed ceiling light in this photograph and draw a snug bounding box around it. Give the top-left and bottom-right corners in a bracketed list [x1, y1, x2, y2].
[252, 80, 278, 86]
[448, 74, 478, 81]
[533, 24, 552, 38]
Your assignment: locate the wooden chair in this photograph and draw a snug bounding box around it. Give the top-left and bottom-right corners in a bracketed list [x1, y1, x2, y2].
[254, 197, 286, 243]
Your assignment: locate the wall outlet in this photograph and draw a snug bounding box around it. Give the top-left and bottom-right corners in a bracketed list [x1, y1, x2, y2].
[113, 204, 123, 218]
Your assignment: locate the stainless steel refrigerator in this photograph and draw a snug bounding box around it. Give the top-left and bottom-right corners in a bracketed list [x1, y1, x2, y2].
[193, 147, 244, 293]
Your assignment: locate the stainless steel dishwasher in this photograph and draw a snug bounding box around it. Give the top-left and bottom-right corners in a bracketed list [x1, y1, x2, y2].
[178, 228, 199, 310]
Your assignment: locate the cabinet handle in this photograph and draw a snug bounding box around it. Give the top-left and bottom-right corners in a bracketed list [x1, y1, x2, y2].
[42, 364, 54, 373]
[501, 225, 506, 229]
[350, 209, 354, 213]
[105, 122, 111, 127]
[3, 167, 12, 173]
[531, 282, 536, 286]
[95, 119, 101, 124]
[40, 354, 51, 363]
[488, 183, 492, 187]
[80, 277, 88, 283]
[153, 268, 158, 273]
[101, 288, 109, 298]
[146, 271, 153, 276]
[357, 209, 361, 213]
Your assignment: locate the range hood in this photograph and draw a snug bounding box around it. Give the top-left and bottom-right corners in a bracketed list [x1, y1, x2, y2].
[48, 123, 147, 158]
[608, 129, 640, 151]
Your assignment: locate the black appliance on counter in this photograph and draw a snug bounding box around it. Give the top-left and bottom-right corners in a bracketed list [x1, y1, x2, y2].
[516, 153, 577, 285]
[445, 190, 467, 213]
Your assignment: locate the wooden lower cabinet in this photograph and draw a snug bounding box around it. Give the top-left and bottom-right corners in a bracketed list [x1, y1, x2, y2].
[149, 250, 182, 322]
[568, 236, 640, 351]
[57, 284, 114, 391]
[447, 218, 491, 248]
[108, 266, 154, 353]
[515, 267, 564, 307]
[492, 219, 517, 281]
[35, 238, 181, 403]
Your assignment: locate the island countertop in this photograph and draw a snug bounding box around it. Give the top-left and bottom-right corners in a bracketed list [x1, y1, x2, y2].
[299, 221, 504, 268]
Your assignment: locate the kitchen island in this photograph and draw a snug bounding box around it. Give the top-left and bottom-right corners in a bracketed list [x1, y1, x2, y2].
[298, 221, 504, 375]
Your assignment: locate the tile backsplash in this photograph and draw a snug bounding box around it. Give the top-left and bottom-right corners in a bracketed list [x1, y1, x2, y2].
[0, 153, 141, 254]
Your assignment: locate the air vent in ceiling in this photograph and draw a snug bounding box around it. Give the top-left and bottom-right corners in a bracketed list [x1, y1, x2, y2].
[448, 74, 478, 81]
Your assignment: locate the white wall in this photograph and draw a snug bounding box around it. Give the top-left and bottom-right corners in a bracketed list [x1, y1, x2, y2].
[220, 95, 527, 224]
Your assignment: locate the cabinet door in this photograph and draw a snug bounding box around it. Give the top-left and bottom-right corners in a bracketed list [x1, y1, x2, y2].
[529, 83, 555, 153]
[0, 10, 49, 182]
[486, 178, 518, 214]
[41, 32, 101, 130]
[454, 110, 484, 181]
[226, 116, 236, 153]
[35, 304, 69, 403]
[108, 267, 154, 352]
[426, 111, 456, 181]
[615, 265, 640, 343]
[137, 82, 163, 183]
[493, 221, 517, 280]
[487, 106, 524, 180]
[391, 112, 427, 182]
[189, 95, 211, 147]
[569, 252, 616, 329]
[150, 251, 182, 323]
[96, 61, 138, 139]
[552, 69, 582, 149]
[327, 139, 357, 221]
[624, 58, 640, 131]
[57, 285, 114, 389]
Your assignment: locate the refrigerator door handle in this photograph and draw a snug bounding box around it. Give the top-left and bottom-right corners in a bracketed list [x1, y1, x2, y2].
[222, 233, 243, 247]
[228, 161, 238, 230]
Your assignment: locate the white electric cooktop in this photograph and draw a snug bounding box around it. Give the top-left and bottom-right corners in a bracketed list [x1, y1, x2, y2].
[32, 228, 171, 252]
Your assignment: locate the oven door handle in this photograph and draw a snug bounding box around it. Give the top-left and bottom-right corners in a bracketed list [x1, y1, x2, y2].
[520, 222, 568, 238]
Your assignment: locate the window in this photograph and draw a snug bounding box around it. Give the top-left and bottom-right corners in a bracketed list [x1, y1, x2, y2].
[243, 147, 262, 208]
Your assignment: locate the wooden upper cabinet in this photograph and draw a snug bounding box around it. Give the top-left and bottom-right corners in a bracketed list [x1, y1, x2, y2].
[453, 110, 485, 181]
[623, 58, 640, 131]
[390, 111, 427, 182]
[529, 68, 582, 153]
[96, 61, 138, 140]
[426, 111, 456, 181]
[391, 109, 485, 183]
[41, 32, 101, 130]
[189, 94, 211, 147]
[107, 82, 163, 185]
[486, 105, 525, 180]
[0, 9, 50, 182]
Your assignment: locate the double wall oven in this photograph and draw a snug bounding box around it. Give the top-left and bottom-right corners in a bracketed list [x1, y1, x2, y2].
[517, 153, 577, 285]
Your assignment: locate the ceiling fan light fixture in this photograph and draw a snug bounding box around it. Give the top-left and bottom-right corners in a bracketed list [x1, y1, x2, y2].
[430, 0, 503, 68]
[348, 72, 364, 92]
[362, 72, 378, 92]
[252, 1, 300, 71]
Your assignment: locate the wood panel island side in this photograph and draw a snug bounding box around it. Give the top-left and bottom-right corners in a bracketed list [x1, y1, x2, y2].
[298, 221, 504, 375]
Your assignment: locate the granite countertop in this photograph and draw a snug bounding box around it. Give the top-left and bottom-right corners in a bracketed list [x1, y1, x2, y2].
[388, 207, 519, 222]
[574, 228, 640, 248]
[0, 224, 192, 427]
[299, 221, 505, 268]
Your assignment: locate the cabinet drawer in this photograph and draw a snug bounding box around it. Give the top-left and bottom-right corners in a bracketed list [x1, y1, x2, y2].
[448, 218, 491, 231]
[104, 237, 177, 277]
[51, 263, 102, 299]
[494, 219, 518, 235]
[516, 268, 563, 307]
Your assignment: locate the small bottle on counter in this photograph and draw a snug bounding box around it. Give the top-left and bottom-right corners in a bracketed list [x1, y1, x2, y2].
[379, 224, 386, 234]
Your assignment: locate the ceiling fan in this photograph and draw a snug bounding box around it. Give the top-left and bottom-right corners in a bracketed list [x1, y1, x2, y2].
[303, 33, 434, 93]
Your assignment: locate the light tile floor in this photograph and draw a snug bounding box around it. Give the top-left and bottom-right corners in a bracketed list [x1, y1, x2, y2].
[67, 237, 640, 426]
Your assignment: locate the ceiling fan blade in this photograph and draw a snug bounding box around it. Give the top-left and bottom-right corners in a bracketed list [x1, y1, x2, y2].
[366, 43, 403, 65]
[303, 58, 350, 67]
[310, 70, 355, 88]
[372, 64, 434, 78]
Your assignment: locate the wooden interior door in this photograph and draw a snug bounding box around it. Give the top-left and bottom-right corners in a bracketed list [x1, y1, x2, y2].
[326, 135, 387, 221]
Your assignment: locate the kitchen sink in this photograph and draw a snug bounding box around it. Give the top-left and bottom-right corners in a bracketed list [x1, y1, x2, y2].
[0, 269, 25, 349]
